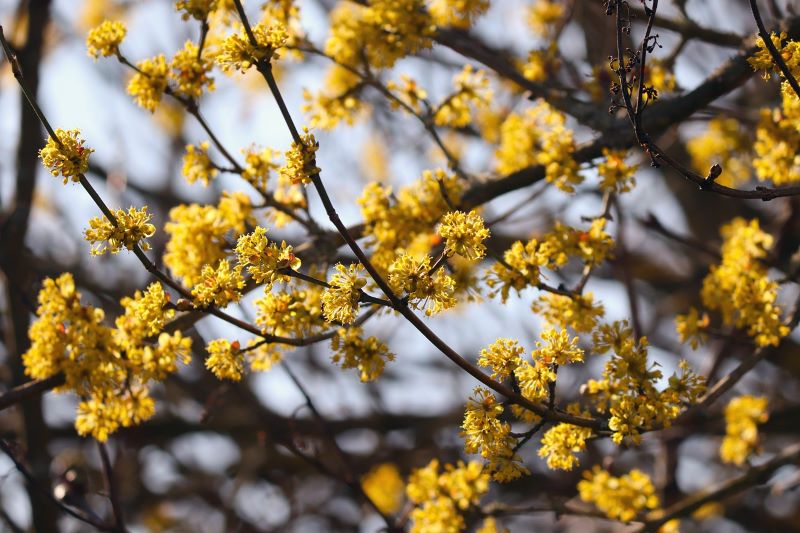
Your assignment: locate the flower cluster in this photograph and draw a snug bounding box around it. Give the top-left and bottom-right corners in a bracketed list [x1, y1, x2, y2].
[433, 65, 493, 128]
[39, 129, 93, 183]
[578, 467, 660, 521]
[597, 148, 638, 193]
[216, 22, 289, 72]
[584, 321, 705, 445]
[429, 0, 489, 28]
[495, 100, 582, 192]
[361, 464, 405, 515]
[388, 253, 457, 316]
[23, 274, 191, 441]
[682, 218, 789, 347]
[84, 206, 156, 255]
[303, 66, 368, 130]
[330, 327, 395, 382]
[86, 20, 126, 58]
[170, 40, 215, 100]
[235, 226, 300, 287]
[175, 0, 219, 21]
[406, 459, 489, 532]
[720, 395, 769, 466]
[322, 263, 366, 324]
[462, 387, 529, 482]
[279, 128, 320, 185]
[687, 117, 751, 187]
[182, 142, 218, 186]
[191, 259, 245, 307]
[164, 192, 253, 286]
[438, 210, 490, 260]
[127, 55, 169, 112]
[205, 339, 244, 381]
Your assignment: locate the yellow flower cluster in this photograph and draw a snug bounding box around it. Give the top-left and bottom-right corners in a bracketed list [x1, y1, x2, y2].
[303, 66, 368, 130]
[182, 142, 218, 186]
[753, 90, 800, 185]
[39, 129, 93, 183]
[128, 54, 169, 112]
[675, 307, 710, 349]
[578, 467, 660, 522]
[235, 226, 300, 287]
[241, 145, 279, 192]
[330, 327, 396, 382]
[528, 0, 564, 37]
[322, 263, 366, 324]
[389, 253, 457, 316]
[487, 219, 613, 302]
[462, 387, 529, 482]
[84, 206, 156, 255]
[534, 292, 605, 333]
[538, 417, 593, 471]
[86, 20, 126, 58]
[428, 0, 489, 29]
[216, 22, 289, 72]
[164, 192, 253, 286]
[255, 281, 325, 339]
[720, 395, 768, 466]
[692, 218, 789, 347]
[361, 463, 405, 515]
[439, 210, 490, 260]
[325, 0, 433, 70]
[433, 65, 493, 128]
[358, 169, 462, 271]
[205, 339, 244, 380]
[478, 338, 524, 380]
[748, 32, 800, 82]
[687, 117, 751, 187]
[279, 128, 320, 185]
[406, 459, 489, 532]
[175, 0, 218, 21]
[387, 75, 428, 114]
[597, 148, 638, 193]
[495, 100, 582, 192]
[192, 259, 245, 307]
[170, 40, 215, 100]
[584, 321, 705, 445]
[23, 274, 192, 441]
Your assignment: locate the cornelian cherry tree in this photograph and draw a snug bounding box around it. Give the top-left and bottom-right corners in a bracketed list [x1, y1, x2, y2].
[1, 0, 800, 531]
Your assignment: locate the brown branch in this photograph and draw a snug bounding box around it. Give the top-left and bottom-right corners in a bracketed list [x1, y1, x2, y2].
[97, 442, 126, 532]
[0, 374, 65, 411]
[639, 441, 800, 531]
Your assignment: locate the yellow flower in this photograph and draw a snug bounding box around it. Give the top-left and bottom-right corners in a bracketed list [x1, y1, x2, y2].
[534, 328, 583, 366]
[241, 145, 279, 191]
[182, 142, 218, 186]
[362, 464, 404, 514]
[322, 263, 366, 324]
[388, 253, 456, 316]
[330, 327, 395, 382]
[538, 422, 592, 471]
[86, 20, 126, 59]
[597, 148, 637, 193]
[720, 395, 768, 465]
[170, 40, 215, 100]
[578, 467, 660, 522]
[216, 22, 289, 72]
[205, 339, 244, 381]
[235, 226, 300, 287]
[39, 129, 93, 183]
[175, 0, 218, 20]
[279, 128, 320, 185]
[433, 65, 493, 128]
[191, 259, 245, 307]
[84, 206, 156, 255]
[478, 338, 524, 380]
[302, 65, 368, 130]
[127, 54, 169, 112]
[439, 210, 490, 260]
[528, 0, 564, 37]
[428, 0, 489, 29]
